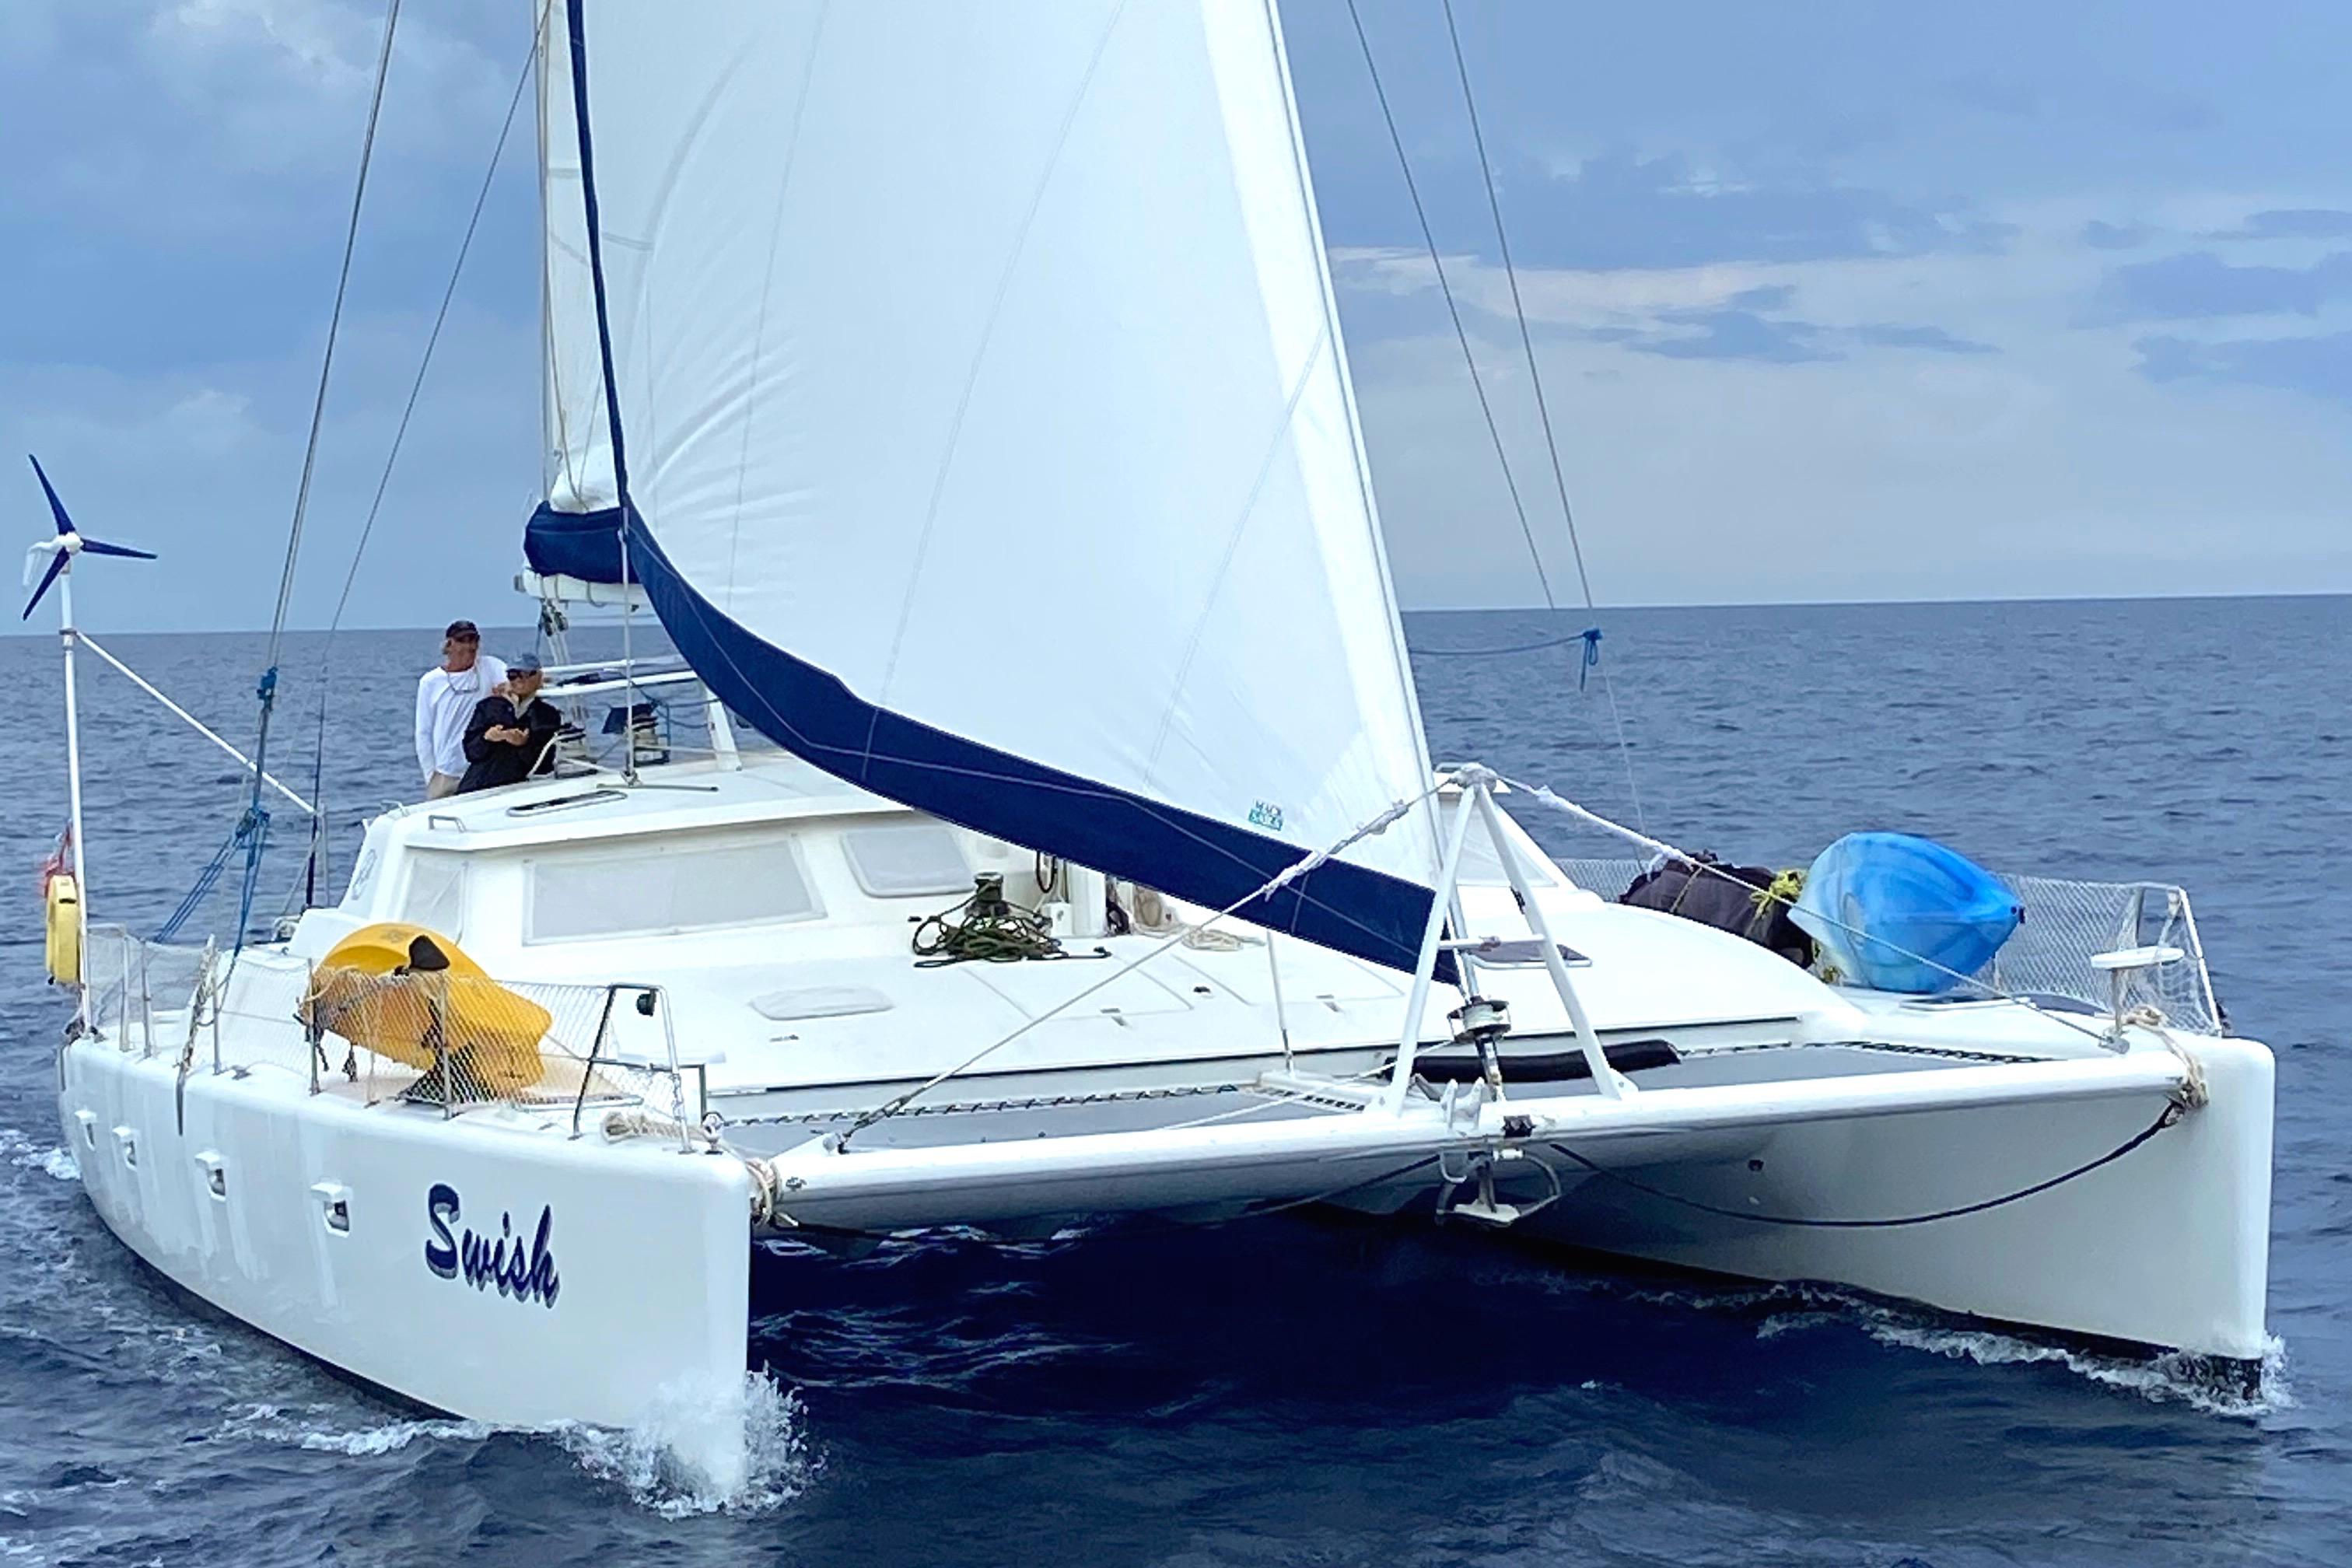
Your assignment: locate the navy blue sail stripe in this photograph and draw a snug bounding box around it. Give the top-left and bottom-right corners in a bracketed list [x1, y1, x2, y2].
[523, 502, 631, 583]
[562, 0, 1447, 978]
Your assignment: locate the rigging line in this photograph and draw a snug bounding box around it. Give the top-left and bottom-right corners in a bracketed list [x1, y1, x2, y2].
[1441, 0, 1590, 612]
[1546, 1098, 2186, 1228]
[268, 0, 404, 670]
[299, 12, 542, 904]
[1415, 629, 1594, 659]
[1441, 1, 1645, 830]
[240, 0, 401, 962]
[322, 18, 539, 646]
[1342, 0, 1551, 608]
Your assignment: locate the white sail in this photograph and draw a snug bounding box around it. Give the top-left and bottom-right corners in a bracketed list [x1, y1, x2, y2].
[554, 0, 1444, 971]
[535, 4, 612, 520]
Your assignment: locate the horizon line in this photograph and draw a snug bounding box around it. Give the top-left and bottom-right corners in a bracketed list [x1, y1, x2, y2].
[7, 584, 2346, 639]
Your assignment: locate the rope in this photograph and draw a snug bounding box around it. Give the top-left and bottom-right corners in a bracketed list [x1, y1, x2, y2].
[239, 0, 401, 956]
[1545, 1098, 2186, 1228]
[911, 880, 1102, 967]
[300, 11, 541, 907]
[153, 808, 269, 943]
[267, 0, 402, 670]
[1442, 1, 1590, 614]
[1342, 0, 1549, 607]
[1349, 1, 1645, 828]
[1418, 627, 1598, 661]
[1440, 2, 1643, 828]
[2123, 1005, 2210, 1108]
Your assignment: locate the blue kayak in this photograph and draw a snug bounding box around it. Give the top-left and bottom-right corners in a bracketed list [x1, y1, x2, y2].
[1790, 832, 2022, 994]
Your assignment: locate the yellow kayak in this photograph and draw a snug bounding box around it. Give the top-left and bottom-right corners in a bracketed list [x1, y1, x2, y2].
[300, 922, 551, 1097]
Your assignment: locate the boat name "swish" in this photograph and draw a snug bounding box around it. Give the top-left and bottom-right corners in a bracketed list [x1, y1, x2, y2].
[424, 1183, 560, 1308]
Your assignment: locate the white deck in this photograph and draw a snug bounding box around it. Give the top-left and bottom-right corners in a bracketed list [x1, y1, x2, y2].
[271, 754, 2065, 1115]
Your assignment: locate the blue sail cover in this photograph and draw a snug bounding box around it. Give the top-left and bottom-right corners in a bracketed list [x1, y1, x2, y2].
[523, 503, 630, 583]
[1792, 832, 2022, 994]
[542, 1, 1448, 975]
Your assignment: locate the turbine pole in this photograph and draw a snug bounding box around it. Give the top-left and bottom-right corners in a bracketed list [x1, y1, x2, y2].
[57, 562, 90, 1029]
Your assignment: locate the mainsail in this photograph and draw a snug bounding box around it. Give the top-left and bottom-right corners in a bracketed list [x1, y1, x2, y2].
[542, 0, 1447, 974]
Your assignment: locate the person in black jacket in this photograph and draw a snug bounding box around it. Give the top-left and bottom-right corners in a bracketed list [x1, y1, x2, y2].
[457, 653, 562, 793]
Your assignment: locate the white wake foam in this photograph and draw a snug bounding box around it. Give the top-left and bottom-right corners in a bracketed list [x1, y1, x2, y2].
[1743, 1288, 2294, 1416]
[559, 1373, 819, 1517]
[0, 1129, 77, 1181]
[223, 1373, 819, 1516]
[1855, 1318, 2293, 1416]
[224, 1403, 498, 1455]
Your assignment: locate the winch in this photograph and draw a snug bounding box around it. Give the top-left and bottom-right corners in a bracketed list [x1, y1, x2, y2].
[1447, 994, 1512, 1092]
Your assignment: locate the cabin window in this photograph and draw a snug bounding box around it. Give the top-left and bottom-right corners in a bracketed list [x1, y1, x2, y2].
[400, 852, 467, 937]
[525, 837, 821, 943]
[842, 823, 971, 898]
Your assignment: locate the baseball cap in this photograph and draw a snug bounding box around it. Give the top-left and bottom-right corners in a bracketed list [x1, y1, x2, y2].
[508, 651, 544, 675]
[443, 619, 481, 642]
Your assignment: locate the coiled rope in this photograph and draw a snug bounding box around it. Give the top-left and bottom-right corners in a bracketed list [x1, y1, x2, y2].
[911, 878, 1104, 968]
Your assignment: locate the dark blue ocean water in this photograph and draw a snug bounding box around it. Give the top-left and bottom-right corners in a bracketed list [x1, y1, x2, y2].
[2, 596, 2346, 1566]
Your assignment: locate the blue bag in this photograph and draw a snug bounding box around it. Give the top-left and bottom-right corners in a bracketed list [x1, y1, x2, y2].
[1790, 832, 2021, 994]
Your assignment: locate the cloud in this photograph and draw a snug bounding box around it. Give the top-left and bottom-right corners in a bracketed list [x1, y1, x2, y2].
[2081, 219, 2151, 250]
[2134, 331, 2352, 402]
[1348, 316, 2352, 612]
[1850, 324, 1997, 354]
[1334, 251, 2002, 366]
[1325, 146, 2016, 273]
[1610, 307, 1996, 365]
[2205, 208, 2352, 241]
[2086, 250, 2352, 322]
[1637, 307, 1841, 364]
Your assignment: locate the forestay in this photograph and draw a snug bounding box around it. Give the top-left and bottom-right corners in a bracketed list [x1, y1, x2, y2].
[548, 0, 1447, 973]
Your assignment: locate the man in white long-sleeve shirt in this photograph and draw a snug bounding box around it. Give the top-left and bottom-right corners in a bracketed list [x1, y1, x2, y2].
[415, 620, 508, 799]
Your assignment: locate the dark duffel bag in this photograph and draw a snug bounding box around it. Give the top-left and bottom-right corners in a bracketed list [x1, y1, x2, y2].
[1620, 854, 1815, 968]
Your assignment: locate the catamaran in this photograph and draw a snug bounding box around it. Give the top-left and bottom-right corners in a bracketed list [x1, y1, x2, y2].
[37, 2, 2271, 1488]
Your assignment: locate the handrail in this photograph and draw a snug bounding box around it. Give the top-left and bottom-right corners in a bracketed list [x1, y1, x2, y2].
[573, 981, 691, 1150]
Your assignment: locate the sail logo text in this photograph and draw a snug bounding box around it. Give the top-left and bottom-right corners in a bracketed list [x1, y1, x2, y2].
[424, 1183, 560, 1308]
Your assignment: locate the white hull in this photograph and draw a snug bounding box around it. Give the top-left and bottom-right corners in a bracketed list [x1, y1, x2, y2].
[58, 1008, 2271, 1484]
[57, 1035, 759, 1489]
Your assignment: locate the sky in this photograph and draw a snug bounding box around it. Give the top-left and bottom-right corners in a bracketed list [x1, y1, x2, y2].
[4, 0, 2348, 635]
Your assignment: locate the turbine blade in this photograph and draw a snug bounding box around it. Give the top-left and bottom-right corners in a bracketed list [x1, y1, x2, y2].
[22, 549, 68, 621]
[26, 454, 73, 537]
[78, 538, 156, 560]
